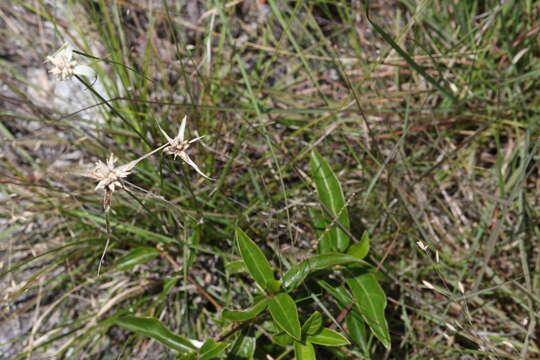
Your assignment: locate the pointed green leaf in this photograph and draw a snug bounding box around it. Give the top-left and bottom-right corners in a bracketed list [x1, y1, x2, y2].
[294, 341, 316, 360]
[308, 207, 332, 253]
[302, 311, 323, 336]
[319, 280, 378, 352]
[222, 297, 269, 322]
[310, 150, 350, 253]
[229, 335, 255, 360]
[272, 332, 293, 346]
[235, 227, 277, 292]
[307, 328, 350, 346]
[200, 339, 229, 360]
[346, 312, 369, 351]
[115, 316, 197, 353]
[283, 253, 369, 291]
[344, 267, 391, 349]
[348, 232, 370, 259]
[116, 247, 160, 271]
[225, 260, 247, 275]
[317, 280, 353, 309]
[268, 293, 301, 341]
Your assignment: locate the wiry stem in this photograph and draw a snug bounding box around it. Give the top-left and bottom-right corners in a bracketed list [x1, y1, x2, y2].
[98, 211, 112, 275]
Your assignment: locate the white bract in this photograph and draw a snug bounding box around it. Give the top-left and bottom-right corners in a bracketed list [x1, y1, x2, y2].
[159, 115, 214, 180]
[45, 42, 94, 80]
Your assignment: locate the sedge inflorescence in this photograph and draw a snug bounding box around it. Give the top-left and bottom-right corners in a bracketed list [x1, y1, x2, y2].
[45, 42, 94, 80]
[159, 115, 214, 180]
[81, 124, 210, 212]
[46, 42, 213, 211]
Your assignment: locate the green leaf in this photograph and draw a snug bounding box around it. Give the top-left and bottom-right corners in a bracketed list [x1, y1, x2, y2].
[116, 247, 160, 271]
[235, 227, 278, 292]
[294, 341, 316, 360]
[229, 335, 256, 360]
[272, 332, 293, 346]
[199, 339, 229, 360]
[318, 280, 375, 352]
[115, 316, 197, 353]
[310, 150, 350, 253]
[268, 293, 301, 341]
[301, 311, 323, 336]
[283, 253, 369, 291]
[307, 328, 350, 346]
[344, 267, 391, 349]
[317, 281, 353, 309]
[222, 297, 269, 322]
[308, 207, 330, 238]
[346, 312, 369, 351]
[225, 260, 247, 275]
[348, 232, 370, 259]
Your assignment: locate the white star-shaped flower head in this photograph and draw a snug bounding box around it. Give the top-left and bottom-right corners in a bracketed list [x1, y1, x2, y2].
[79, 145, 166, 211]
[91, 154, 138, 192]
[85, 155, 138, 211]
[159, 115, 214, 180]
[45, 42, 94, 80]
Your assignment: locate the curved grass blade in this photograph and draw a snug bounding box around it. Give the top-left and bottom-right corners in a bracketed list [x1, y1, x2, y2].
[310, 150, 350, 253]
[116, 247, 160, 271]
[363, 3, 458, 103]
